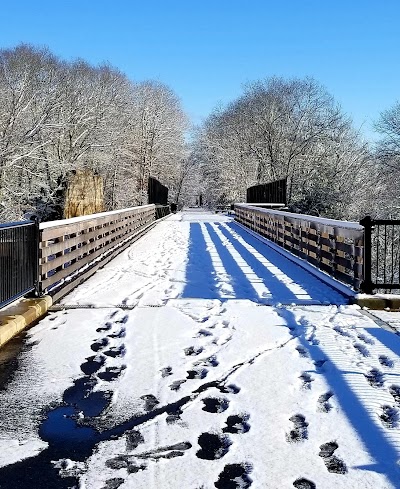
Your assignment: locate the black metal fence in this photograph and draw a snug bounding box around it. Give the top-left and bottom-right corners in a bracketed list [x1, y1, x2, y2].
[360, 216, 400, 293]
[0, 220, 39, 309]
[148, 176, 168, 205]
[247, 178, 287, 205]
[155, 205, 171, 220]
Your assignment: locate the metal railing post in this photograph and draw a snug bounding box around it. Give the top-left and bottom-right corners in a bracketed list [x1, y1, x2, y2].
[359, 215, 374, 294]
[31, 216, 42, 296]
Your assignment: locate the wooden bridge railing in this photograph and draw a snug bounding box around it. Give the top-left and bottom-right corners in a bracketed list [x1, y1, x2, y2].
[235, 204, 365, 291]
[39, 205, 156, 302]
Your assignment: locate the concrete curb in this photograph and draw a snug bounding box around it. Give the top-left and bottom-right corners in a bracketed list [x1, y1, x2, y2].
[354, 296, 400, 311]
[0, 296, 53, 347]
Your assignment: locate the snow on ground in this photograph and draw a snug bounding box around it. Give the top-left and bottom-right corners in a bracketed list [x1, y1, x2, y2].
[0, 210, 400, 488]
[370, 310, 400, 333]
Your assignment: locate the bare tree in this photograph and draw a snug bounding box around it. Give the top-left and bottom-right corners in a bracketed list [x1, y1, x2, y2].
[118, 81, 188, 205]
[193, 76, 375, 218]
[375, 102, 400, 167]
[0, 44, 61, 219]
[374, 102, 400, 217]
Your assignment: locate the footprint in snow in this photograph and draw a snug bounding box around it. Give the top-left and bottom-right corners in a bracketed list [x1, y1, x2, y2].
[184, 346, 204, 356]
[115, 314, 128, 324]
[98, 365, 127, 382]
[389, 385, 400, 403]
[196, 329, 213, 338]
[333, 325, 352, 337]
[194, 355, 219, 368]
[318, 441, 347, 474]
[169, 379, 186, 391]
[97, 322, 112, 333]
[166, 405, 184, 424]
[105, 456, 146, 474]
[353, 342, 369, 357]
[80, 355, 106, 375]
[104, 345, 126, 358]
[216, 334, 232, 346]
[295, 346, 309, 358]
[125, 429, 144, 451]
[161, 366, 173, 377]
[314, 359, 327, 370]
[215, 463, 253, 488]
[317, 391, 334, 413]
[187, 367, 208, 380]
[202, 397, 230, 413]
[132, 441, 192, 460]
[286, 414, 308, 443]
[307, 334, 320, 346]
[379, 355, 394, 368]
[102, 478, 126, 489]
[196, 433, 231, 460]
[293, 478, 316, 489]
[357, 333, 374, 345]
[365, 368, 384, 388]
[140, 394, 159, 411]
[223, 413, 250, 434]
[319, 441, 338, 458]
[107, 327, 126, 339]
[219, 383, 241, 395]
[91, 338, 109, 352]
[380, 405, 399, 428]
[299, 372, 313, 390]
[63, 377, 96, 405]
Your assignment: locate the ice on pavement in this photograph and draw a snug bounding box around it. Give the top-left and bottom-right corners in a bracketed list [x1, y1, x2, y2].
[0, 210, 400, 488]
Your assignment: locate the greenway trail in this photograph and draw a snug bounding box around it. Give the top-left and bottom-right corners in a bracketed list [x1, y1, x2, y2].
[0, 210, 400, 489]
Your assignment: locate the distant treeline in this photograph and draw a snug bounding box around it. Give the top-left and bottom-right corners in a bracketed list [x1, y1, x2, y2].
[192, 76, 399, 220]
[0, 44, 188, 222]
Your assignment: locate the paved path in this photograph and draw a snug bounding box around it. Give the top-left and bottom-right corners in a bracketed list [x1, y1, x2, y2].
[0, 211, 399, 488]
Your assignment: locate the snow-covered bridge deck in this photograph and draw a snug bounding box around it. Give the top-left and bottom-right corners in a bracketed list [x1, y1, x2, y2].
[0, 210, 400, 489]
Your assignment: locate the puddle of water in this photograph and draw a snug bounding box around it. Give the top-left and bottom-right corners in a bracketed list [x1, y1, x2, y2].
[40, 406, 98, 456]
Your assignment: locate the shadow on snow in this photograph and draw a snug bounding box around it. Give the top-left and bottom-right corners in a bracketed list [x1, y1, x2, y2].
[182, 221, 347, 305]
[278, 307, 400, 487]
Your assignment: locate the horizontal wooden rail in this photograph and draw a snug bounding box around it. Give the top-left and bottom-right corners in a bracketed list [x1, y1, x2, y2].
[39, 205, 156, 299]
[235, 203, 365, 290]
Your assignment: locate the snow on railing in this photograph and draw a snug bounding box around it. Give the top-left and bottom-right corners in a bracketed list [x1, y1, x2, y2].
[234, 203, 365, 290]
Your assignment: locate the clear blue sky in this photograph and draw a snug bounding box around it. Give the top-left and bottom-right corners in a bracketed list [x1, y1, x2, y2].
[2, 0, 400, 140]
